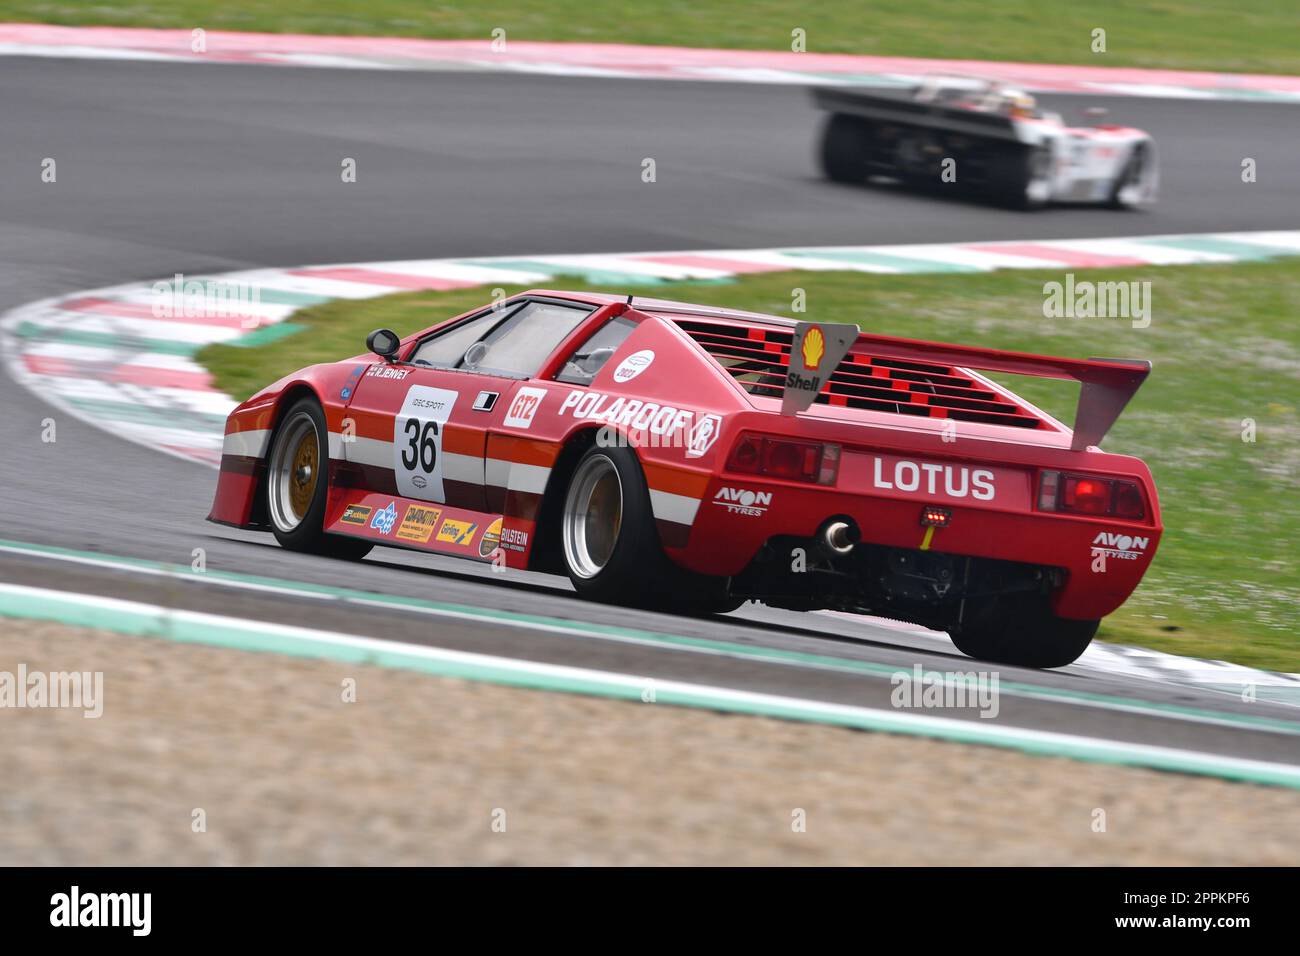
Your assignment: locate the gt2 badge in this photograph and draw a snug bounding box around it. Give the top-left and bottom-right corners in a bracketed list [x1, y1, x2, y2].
[503, 387, 546, 429]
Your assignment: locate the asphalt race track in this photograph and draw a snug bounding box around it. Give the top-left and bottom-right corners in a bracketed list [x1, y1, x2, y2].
[2, 56, 1299, 764]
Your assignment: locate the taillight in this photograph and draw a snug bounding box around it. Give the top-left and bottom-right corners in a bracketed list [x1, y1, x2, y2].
[1062, 475, 1110, 515]
[1039, 470, 1146, 520]
[1112, 481, 1146, 519]
[728, 433, 840, 485]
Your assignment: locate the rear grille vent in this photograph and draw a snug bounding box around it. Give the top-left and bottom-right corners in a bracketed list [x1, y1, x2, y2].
[677, 320, 1042, 429]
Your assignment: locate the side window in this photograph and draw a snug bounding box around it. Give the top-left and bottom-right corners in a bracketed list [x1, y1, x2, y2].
[409, 305, 517, 368]
[554, 316, 637, 386]
[464, 301, 593, 378]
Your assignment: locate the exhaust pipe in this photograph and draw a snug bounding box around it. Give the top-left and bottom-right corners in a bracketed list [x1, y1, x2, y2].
[822, 520, 858, 555]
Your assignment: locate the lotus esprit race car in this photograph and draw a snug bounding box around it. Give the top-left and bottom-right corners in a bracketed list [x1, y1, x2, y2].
[815, 76, 1158, 209]
[209, 291, 1162, 668]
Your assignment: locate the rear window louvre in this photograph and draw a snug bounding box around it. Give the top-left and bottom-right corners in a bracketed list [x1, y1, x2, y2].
[676, 319, 1043, 429]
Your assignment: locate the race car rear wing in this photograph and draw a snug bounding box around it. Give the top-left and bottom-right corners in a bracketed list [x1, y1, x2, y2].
[845, 330, 1151, 451]
[812, 87, 1025, 143]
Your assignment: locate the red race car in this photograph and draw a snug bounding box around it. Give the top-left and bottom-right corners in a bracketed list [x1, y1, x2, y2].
[209, 290, 1161, 668]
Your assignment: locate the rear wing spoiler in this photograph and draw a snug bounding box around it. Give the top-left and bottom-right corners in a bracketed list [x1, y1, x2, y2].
[811, 87, 1024, 144]
[846, 330, 1151, 451]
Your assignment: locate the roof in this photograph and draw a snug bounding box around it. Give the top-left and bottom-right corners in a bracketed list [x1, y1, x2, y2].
[519, 288, 798, 328]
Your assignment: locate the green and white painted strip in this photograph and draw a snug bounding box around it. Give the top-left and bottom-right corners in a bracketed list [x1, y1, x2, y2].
[2, 536, 1298, 735]
[5, 26, 1300, 104]
[3, 577, 1299, 790]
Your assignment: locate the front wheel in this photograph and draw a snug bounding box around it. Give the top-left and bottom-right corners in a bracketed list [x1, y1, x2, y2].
[265, 397, 373, 560]
[950, 598, 1098, 668]
[560, 445, 733, 614]
[1109, 142, 1153, 209]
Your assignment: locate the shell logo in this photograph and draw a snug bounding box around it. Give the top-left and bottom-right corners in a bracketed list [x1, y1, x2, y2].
[801, 326, 825, 370]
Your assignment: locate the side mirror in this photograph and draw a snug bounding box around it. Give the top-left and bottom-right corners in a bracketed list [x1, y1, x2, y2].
[366, 328, 401, 361]
[1083, 106, 1108, 123]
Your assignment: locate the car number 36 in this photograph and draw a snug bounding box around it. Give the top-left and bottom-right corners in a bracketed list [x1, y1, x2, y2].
[402, 419, 439, 473]
[393, 385, 458, 502]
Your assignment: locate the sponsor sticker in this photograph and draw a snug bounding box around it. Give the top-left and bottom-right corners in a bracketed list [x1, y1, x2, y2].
[340, 364, 365, 401]
[612, 349, 654, 383]
[559, 390, 722, 456]
[712, 487, 772, 516]
[479, 517, 503, 557]
[500, 528, 529, 553]
[503, 386, 546, 429]
[687, 413, 722, 458]
[781, 322, 858, 416]
[340, 503, 372, 525]
[396, 505, 442, 543]
[370, 501, 399, 535]
[436, 518, 479, 545]
[1090, 531, 1149, 561]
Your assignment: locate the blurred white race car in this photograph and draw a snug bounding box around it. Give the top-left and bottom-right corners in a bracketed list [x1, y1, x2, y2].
[814, 76, 1158, 210]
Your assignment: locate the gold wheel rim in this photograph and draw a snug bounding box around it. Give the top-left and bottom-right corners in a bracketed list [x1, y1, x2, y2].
[288, 430, 319, 520]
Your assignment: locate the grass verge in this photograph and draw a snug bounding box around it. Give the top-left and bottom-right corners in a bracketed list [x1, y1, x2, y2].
[200, 260, 1300, 671]
[4, 1, 1300, 75]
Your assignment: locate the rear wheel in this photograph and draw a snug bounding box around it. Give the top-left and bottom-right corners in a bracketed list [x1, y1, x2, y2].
[266, 397, 373, 560]
[819, 113, 873, 184]
[560, 445, 735, 614]
[995, 145, 1052, 210]
[950, 597, 1097, 668]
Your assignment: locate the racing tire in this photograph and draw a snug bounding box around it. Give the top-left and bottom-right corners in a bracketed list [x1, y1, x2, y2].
[819, 113, 873, 184]
[996, 145, 1052, 210]
[560, 445, 735, 614]
[950, 598, 1098, 669]
[265, 396, 373, 561]
[1109, 142, 1151, 209]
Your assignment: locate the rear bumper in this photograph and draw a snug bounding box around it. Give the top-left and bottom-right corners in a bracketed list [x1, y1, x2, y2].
[675, 450, 1161, 621]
